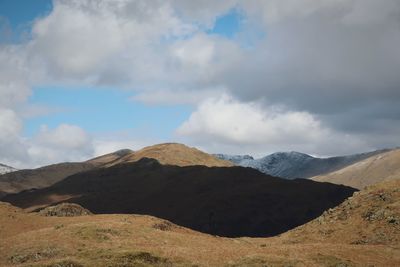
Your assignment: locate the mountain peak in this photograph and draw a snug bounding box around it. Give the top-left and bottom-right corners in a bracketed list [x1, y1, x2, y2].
[218, 149, 393, 180]
[106, 143, 234, 168]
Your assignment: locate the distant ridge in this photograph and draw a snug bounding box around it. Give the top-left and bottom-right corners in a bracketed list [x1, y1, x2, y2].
[216, 149, 391, 179]
[312, 148, 400, 189]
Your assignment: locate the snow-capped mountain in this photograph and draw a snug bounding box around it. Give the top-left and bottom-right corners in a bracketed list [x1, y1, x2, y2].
[0, 163, 17, 175]
[215, 149, 391, 179]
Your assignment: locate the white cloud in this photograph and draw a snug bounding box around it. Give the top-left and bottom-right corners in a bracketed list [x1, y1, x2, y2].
[0, 117, 95, 168]
[27, 124, 94, 166]
[0, 109, 28, 166]
[34, 124, 91, 150]
[28, 0, 197, 82]
[0, 109, 22, 141]
[176, 94, 370, 156]
[0, 46, 31, 108]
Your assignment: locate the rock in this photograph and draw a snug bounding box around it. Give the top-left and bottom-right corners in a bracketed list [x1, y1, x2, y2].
[39, 203, 92, 217]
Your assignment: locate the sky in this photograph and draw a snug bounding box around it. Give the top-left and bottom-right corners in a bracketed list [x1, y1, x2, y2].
[0, 0, 399, 168]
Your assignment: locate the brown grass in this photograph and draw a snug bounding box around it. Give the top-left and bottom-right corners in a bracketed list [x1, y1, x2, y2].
[104, 143, 234, 167]
[1, 186, 399, 267]
[312, 148, 400, 189]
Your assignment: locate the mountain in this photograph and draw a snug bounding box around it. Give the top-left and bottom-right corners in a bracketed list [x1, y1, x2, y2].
[0, 163, 17, 175]
[3, 158, 356, 237]
[280, 179, 400, 246]
[0, 149, 132, 198]
[0, 144, 232, 198]
[312, 148, 400, 189]
[103, 143, 234, 167]
[0, 180, 398, 266]
[216, 149, 391, 179]
[0, 162, 97, 198]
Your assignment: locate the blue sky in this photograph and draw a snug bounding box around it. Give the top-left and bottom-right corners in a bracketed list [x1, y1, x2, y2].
[1, 0, 242, 141]
[26, 87, 192, 139]
[0, 0, 52, 43]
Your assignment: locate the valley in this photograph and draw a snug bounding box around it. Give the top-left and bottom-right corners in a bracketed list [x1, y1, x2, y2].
[0, 143, 399, 266]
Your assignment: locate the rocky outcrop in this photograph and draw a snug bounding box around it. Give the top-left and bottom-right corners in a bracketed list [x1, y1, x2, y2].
[39, 203, 92, 217]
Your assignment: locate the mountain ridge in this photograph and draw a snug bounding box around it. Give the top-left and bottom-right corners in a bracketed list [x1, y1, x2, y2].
[215, 148, 392, 179]
[3, 157, 356, 237]
[312, 148, 400, 189]
[0, 143, 232, 198]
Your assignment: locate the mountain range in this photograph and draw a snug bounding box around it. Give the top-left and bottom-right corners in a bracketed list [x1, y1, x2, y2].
[215, 149, 391, 179]
[0, 142, 399, 265]
[3, 157, 355, 237]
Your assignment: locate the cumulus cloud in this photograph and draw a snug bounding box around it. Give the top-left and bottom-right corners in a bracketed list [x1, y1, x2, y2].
[28, 0, 197, 83]
[0, 109, 28, 164]
[0, 120, 95, 168]
[0, 46, 31, 107]
[26, 124, 94, 166]
[176, 94, 371, 156]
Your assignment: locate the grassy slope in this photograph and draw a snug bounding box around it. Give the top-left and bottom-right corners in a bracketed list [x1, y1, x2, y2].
[103, 143, 234, 167]
[281, 179, 400, 245]
[1, 192, 399, 267]
[312, 149, 400, 189]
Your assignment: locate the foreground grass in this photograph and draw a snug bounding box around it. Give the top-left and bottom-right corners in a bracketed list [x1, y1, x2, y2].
[1, 208, 399, 267]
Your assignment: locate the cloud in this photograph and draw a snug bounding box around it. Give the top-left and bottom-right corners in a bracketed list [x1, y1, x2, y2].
[28, 0, 197, 83]
[132, 86, 227, 106]
[0, 114, 95, 168]
[0, 0, 399, 165]
[0, 109, 28, 164]
[176, 94, 371, 156]
[0, 46, 31, 107]
[27, 124, 94, 167]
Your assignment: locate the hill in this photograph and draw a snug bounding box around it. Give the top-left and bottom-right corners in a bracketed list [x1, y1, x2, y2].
[0, 180, 399, 266]
[312, 149, 400, 189]
[0, 162, 96, 198]
[281, 179, 400, 246]
[216, 149, 390, 179]
[0, 150, 134, 197]
[0, 144, 232, 198]
[104, 143, 234, 167]
[3, 158, 355, 237]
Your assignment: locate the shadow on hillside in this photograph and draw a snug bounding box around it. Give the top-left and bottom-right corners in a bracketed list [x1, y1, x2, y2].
[3, 158, 357, 237]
